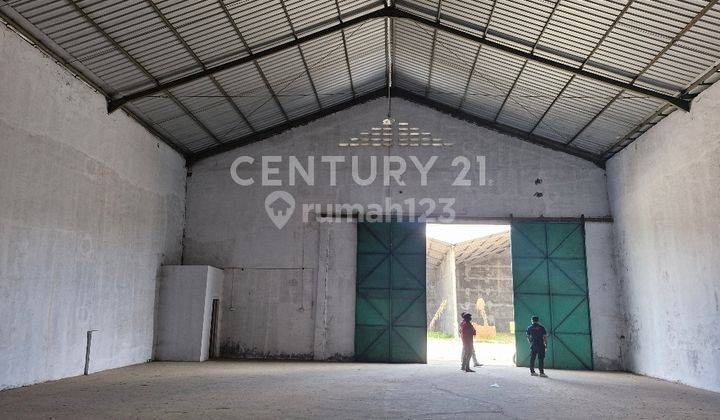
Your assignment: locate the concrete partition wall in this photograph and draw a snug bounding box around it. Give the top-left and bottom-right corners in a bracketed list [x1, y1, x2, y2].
[607, 81, 720, 392]
[0, 27, 186, 389]
[433, 247, 458, 337]
[313, 219, 356, 360]
[184, 97, 615, 361]
[155, 266, 224, 362]
[585, 222, 624, 371]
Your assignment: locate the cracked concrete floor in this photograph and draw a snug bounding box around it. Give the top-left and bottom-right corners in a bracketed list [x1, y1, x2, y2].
[1, 361, 719, 419]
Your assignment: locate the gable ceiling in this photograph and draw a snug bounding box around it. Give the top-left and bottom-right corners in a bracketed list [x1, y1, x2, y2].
[2, 0, 719, 166]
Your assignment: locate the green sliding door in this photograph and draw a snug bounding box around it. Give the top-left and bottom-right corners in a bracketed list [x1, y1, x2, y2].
[511, 221, 593, 370]
[355, 221, 427, 363]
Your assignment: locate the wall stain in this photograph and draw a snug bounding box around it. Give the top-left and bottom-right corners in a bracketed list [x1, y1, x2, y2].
[221, 342, 314, 361]
[220, 341, 354, 361]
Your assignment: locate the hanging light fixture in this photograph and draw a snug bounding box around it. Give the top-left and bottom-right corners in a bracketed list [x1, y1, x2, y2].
[383, 15, 394, 126]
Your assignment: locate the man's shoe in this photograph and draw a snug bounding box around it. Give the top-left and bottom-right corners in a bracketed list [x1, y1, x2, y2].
[474, 363, 483, 367]
[465, 368, 476, 373]
[539, 373, 548, 378]
[530, 371, 538, 376]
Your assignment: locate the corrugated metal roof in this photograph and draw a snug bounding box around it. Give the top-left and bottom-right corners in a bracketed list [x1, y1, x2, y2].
[1, 0, 718, 163]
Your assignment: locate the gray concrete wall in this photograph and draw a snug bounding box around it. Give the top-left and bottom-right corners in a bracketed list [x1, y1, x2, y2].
[426, 266, 441, 328]
[427, 248, 458, 337]
[155, 266, 223, 362]
[456, 252, 514, 333]
[313, 219, 356, 360]
[607, 81, 720, 392]
[185, 97, 610, 359]
[221, 267, 317, 359]
[585, 222, 624, 371]
[0, 27, 186, 389]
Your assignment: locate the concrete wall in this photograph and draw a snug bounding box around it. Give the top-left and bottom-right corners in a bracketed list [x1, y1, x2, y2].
[313, 219, 356, 360]
[0, 26, 186, 389]
[185, 97, 610, 359]
[427, 248, 457, 336]
[155, 266, 223, 362]
[585, 222, 624, 371]
[456, 251, 514, 333]
[607, 81, 720, 392]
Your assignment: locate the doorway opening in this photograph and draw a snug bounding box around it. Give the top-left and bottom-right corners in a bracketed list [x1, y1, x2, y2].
[208, 298, 219, 360]
[425, 223, 515, 366]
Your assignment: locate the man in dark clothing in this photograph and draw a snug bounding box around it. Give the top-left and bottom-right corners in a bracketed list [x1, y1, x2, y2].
[526, 316, 548, 377]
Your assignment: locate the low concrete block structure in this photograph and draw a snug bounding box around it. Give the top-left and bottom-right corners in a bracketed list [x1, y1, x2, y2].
[155, 266, 224, 362]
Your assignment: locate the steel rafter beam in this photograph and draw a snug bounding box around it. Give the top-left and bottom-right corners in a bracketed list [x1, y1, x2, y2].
[107, 5, 691, 113]
[529, 0, 636, 135]
[602, 64, 720, 161]
[191, 85, 604, 167]
[333, 0, 357, 97]
[216, 0, 289, 122]
[494, 0, 565, 122]
[570, 0, 718, 147]
[603, 61, 720, 161]
[62, 0, 220, 148]
[424, 27, 438, 97]
[386, 8, 689, 111]
[190, 87, 387, 163]
[422, 0, 443, 97]
[108, 7, 390, 112]
[601, 103, 673, 160]
[457, 44, 482, 109]
[394, 87, 604, 168]
[278, 0, 322, 109]
[168, 93, 221, 145]
[456, 0, 493, 109]
[144, 0, 251, 138]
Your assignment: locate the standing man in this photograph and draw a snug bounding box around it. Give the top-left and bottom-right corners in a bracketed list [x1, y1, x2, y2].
[526, 316, 548, 377]
[459, 312, 477, 372]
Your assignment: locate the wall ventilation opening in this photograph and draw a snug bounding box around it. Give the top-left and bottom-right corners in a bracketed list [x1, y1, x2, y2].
[339, 119, 454, 147]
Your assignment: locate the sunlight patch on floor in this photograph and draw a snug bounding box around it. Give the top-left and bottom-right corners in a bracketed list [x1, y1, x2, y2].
[427, 338, 515, 366]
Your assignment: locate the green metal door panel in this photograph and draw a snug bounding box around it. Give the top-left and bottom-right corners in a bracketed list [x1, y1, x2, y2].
[392, 327, 427, 362]
[512, 258, 549, 294]
[355, 221, 426, 363]
[357, 254, 390, 289]
[512, 223, 547, 258]
[553, 333, 592, 370]
[513, 293, 553, 368]
[548, 259, 588, 294]
[552, 295, 591, 334]
[355, 326, 390, 362]
[358, 222, 391, 253]
[355, 289, 390, 326]
[551, 293, 593, 370]
[391, 222, 425, 253]
[391, 254, 426, 289]
[511, 221, 593, 370]
[391, 289, 426, 327]
[547, 224, 584, 258]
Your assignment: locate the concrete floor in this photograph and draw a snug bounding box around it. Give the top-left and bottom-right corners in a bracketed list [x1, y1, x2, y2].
[2, 361, 719, 419]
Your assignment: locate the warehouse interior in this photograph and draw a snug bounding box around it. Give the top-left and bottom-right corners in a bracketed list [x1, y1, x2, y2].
[1, 0, 719, 418]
